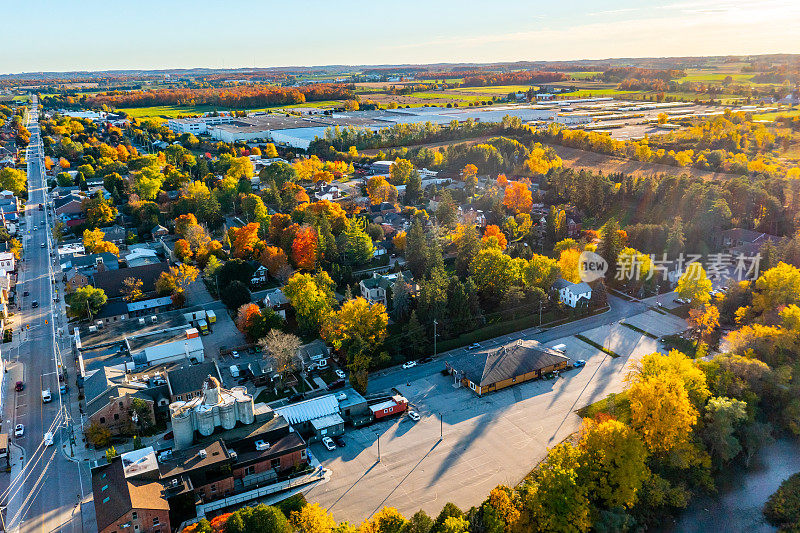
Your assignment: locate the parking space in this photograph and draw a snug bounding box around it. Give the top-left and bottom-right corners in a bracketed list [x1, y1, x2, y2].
[624, 310, 687, 337]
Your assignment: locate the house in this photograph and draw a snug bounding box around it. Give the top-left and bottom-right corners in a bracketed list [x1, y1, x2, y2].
[124, 248, 161, 268]
[53, 193, 84, 216]
[369, 202, 397, 218]
[165, 360, 222, 403]
[92, 262, 170, 299]
[296, 339, 330, 372]
[458, 205, 487, 227]
[60, 252, 119, 275]
[359, 271, 414, 306]
[553, 278, 592, 308]
[0, 269, 11, 304]
[64, 267, 89, 292]
[83, 366, 162, 435]
[91, 451, 171, 533]
[446, 339, 570, 396]
[151, 225, 169, 238]
[714, 228, 780, 255]
[102, 224, 128, 244]
[370, 161, 394, 175]
[263, 288, 290, 319]
[250, 265, 268, 286]
[274, 394, 344, 442]
[0, 252, 15, 271]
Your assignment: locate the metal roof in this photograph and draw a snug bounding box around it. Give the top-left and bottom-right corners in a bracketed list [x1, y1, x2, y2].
[274, 394, 339, 425]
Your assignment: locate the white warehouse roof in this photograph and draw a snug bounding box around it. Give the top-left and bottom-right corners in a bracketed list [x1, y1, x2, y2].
[275, 394, 339, 424]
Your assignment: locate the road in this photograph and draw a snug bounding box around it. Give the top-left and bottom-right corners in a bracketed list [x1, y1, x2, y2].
[0, 97, 91, 532]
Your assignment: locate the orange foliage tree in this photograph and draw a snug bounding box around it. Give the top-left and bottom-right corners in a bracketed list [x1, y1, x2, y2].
[175, 213, 199, 237]
[174, 239, 193, 262]
[232, 223, 261, 259]
[482, 224, 508, 250]
[503, 181, 533, 214]
[235, 303, 261, 335]
[260, 246, 289, 278]
[292, 226, 318, 271]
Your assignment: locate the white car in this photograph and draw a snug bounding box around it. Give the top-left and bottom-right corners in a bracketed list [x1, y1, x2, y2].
[44, 432, 54, 446]
[336, 392, 348, 401]
[231, 350, 240, 358]
[321, 436, 336, 451]
[402, 361, 417, 369]
[408, 411, 421, 421]
[335, 369, 346, 379]
[14, 424, 24, 437]
[467, 343, 482, 350]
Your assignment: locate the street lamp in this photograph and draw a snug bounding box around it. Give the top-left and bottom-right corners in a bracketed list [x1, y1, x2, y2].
[376, 433, 381, 463]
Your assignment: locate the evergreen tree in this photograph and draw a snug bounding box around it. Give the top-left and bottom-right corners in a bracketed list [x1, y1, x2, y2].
[406, 311, 427, 357]
[456, 224, 481, 277]
[405, 220, 428, 279]
[436, 190, 458, 229]
[666, 216, 685, 256]
[405, 170, 423, 205]
[344, 222, 374, 265]
[597, 219, 624, 283]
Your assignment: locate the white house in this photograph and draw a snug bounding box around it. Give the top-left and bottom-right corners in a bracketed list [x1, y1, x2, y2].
[263, 288, 290, 318]
[0, 252, 15, 271]
[553, 278, 592, 308]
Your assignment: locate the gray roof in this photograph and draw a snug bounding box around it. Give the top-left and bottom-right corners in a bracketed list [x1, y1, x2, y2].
[127, 296, 173, 313]
[166, 360, 221, 397]
[96, 300, 129, 319]
[452, 339, 570, 387]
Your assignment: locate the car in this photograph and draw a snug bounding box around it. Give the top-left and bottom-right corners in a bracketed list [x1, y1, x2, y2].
[33, 226, 38, 231]
[327, 379, 346, 390]
[418, 357, 433, 364]
[467, 343, 482, 350]
[333, 435, 346, 448]
[44, 432, 54, 446]
[336, 392, 347, 401]
[408, 410, 421, 421]
[31, 301, 38, 308]
[22, 291, 29, 297]
[15, 381, 23, 392]
[673, 297, 689, 304]
[40, 242, 45, 248]
[335, 369, 346, 379]
[14, 424, 24, 437]
[321, 436, 336, 451]
[231, 350, 240, 358]
[402, 361, 417, 369]
[573, 360, 586, 368]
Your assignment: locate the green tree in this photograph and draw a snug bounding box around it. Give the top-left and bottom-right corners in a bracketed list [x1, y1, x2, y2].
[344, 222, 374, 265]
[455, 224, 480, 278]
[702, 396, 748, 464]
[66, 285, 107, 318]
[405, 220, 427, 279]
[597, 219, 624, 283]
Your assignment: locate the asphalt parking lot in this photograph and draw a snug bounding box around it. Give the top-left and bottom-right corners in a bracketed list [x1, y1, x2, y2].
[304, 307, 689, 522]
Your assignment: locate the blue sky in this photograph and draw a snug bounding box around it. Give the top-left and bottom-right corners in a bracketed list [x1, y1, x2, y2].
[2, 0, 799, 73]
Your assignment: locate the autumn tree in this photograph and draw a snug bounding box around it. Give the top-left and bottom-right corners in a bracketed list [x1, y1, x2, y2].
[558, 248, 581, 284]
[503, 181, 533, 214]
[689, 304, 720, 345]
[260, 246, 290, 279]
[481, 224, 507, 250]
[174, 239, 193, 262]
[283, 272, 335, 333]
[291, 226, 318, 271]
[232, 223, 261, 259]
[260, 330, 302, 383]
[82, 196, 118, 227]
[676, 263, 713, 306]
[290, 503, 337, 533]
[122, 278, 144, 303]
[82, 228, 119, 256]
[322, 297, 388, 351]
[66, 285, 107, 319]
[366, 176, 398, 205]
[627, 373, 699, 454]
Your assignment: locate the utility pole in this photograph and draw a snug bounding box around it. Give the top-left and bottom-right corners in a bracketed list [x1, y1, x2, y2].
[376, 433, 381, 462]
[439, 412, 443, 440]
[433, 319, 438, 358]
[539, 301, 542, 326]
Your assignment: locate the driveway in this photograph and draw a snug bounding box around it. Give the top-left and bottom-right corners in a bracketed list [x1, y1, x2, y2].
[303, 305, 686, 523]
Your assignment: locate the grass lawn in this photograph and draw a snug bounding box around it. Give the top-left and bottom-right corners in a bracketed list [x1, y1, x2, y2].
[575, 334, 621, 358]
[568, 71, 603, 80]
[754, 110, 800, 122]
[576, 391, 631, 423]
[677, 70, 754, 83]
[458, 85, 537, 94]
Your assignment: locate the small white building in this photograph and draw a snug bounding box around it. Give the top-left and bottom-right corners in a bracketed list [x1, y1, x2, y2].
[553, 278, 592, 308]
[0, 252, 15, 271]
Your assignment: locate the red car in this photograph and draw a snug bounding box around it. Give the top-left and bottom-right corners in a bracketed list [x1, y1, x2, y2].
[15, 381, 23, 392]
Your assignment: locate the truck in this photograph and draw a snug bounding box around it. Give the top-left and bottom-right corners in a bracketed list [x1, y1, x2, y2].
[206, 310, 216, 324]
[41, 389, 52, 403]
[183, 310, 208, 323]
[196, 319, 209, 335]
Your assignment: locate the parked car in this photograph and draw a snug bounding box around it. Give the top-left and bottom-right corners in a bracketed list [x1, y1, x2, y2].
[336, 392, 347, 401]
[14, 424, 24, 437]
[335, 369, 346, 379]
[573, 360, 586, 368]
[31, 301, 38, 308]
[22, 291, 28, 297]
[402, 361, 417, 369]
[40, 242, 45, 248]
[15, 381, 23, 392]
[44, 432, 54, 446]
[327, 379, 345, 390]
[418, 357, 433, 363]
[333, 435, 346, 448]
[231, 350, 240, 358]
[673, 297, 689, 304]
[408, 411, 421, 421]
[467, 343, 482, 350]
[321, 436, 336, 451]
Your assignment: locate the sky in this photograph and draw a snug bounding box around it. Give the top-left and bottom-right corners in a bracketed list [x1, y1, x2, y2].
[2, 0, 799, 74]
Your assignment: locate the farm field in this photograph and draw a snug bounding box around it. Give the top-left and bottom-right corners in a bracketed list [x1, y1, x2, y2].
[119, 100, 343, 119]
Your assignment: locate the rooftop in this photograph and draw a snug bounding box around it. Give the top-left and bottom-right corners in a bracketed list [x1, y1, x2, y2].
[450, 339, 570, 387]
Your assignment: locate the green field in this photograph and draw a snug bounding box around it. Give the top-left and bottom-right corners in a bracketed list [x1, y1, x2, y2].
[120, 100, 342, 119]
[568, 71, 603, 80]
[677, 69, 755, 83]
[754, 109, 800, 121]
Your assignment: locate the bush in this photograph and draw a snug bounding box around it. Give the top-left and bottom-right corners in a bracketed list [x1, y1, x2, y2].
[764, 472, 800, 531]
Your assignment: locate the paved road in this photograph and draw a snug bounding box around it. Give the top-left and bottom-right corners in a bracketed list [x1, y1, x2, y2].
[0, 98, 91, 533]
